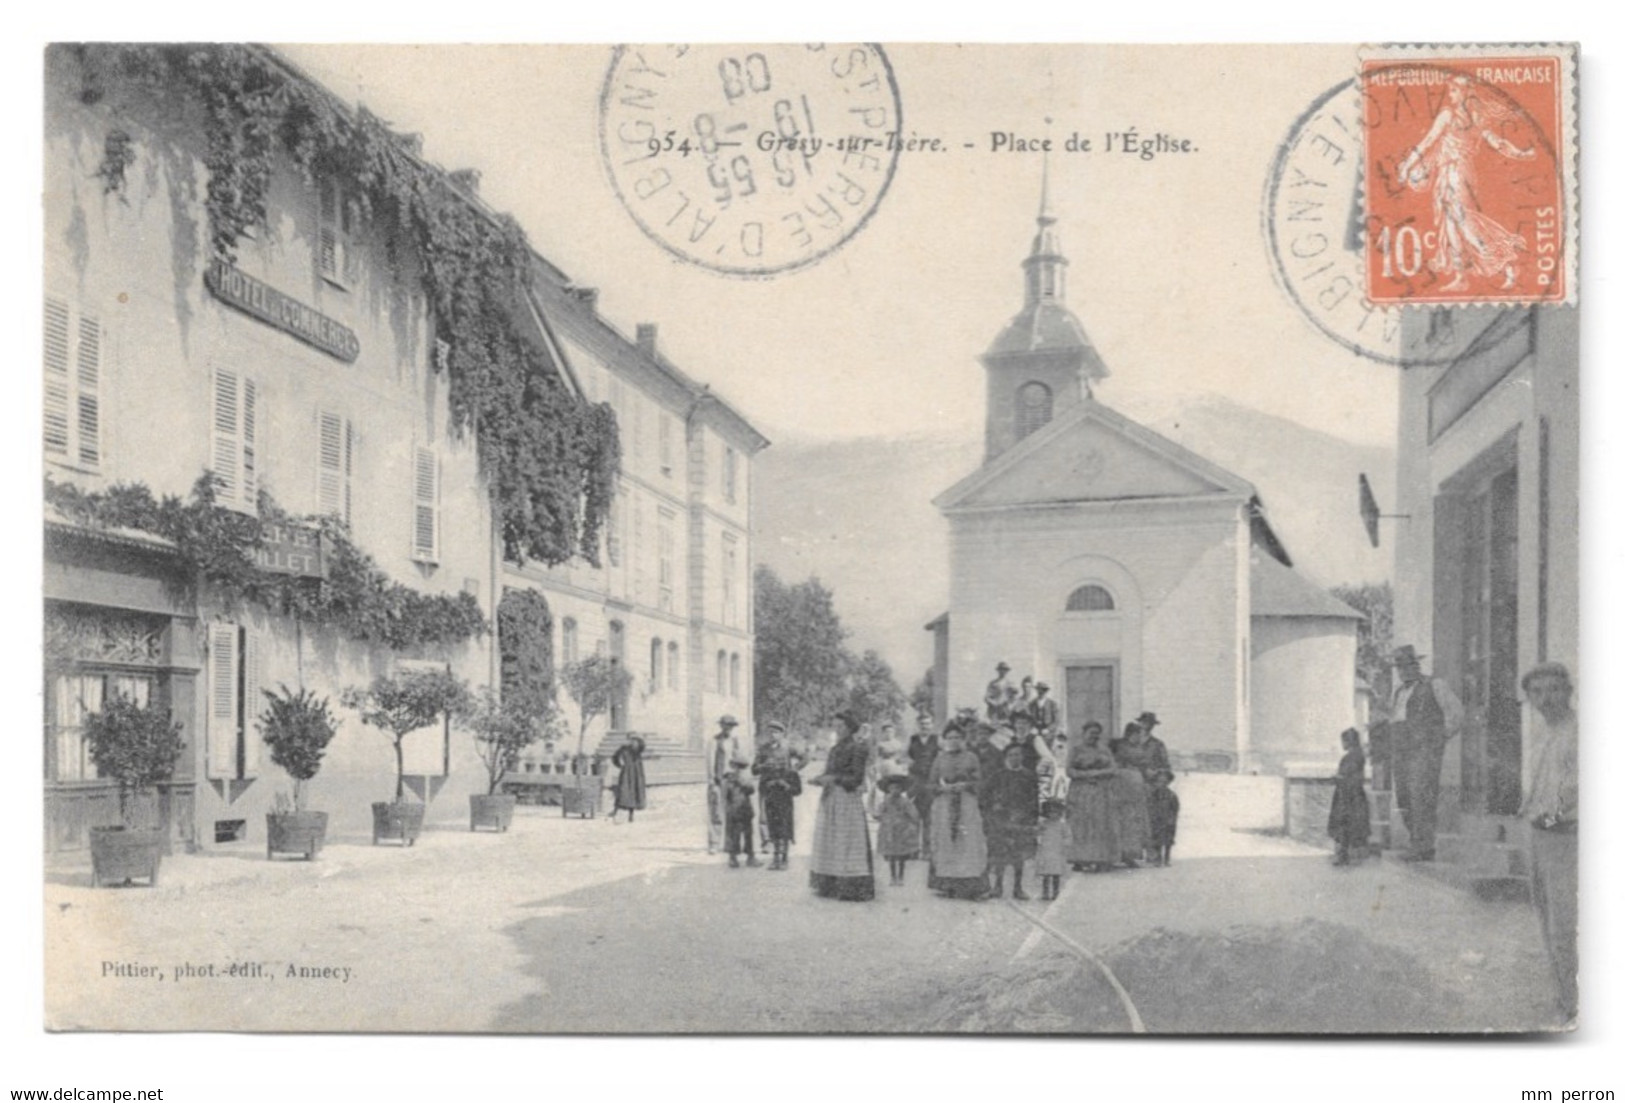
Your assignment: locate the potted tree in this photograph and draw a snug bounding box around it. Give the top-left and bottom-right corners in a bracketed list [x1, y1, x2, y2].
[558, 656, 632, 820]
[464, 688, 553, 831]
[343, 669, 469, 846]
[83, 693, 185, 887]
[258, 685, 340, 859]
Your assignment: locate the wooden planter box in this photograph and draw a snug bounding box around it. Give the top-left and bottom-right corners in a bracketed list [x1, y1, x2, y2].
[90, 825, 163, 887]
[371, 801, 425, 846]
[560, 779, 599, 819]
[470, 793, 516, 832]
[267, 811, 329, 860]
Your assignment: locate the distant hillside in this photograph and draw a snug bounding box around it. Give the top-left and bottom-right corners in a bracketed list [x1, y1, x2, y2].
[753, 395, 1394, 681]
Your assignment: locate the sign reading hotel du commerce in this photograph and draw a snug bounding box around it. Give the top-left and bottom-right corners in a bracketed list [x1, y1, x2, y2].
[205, 260, 362, 363]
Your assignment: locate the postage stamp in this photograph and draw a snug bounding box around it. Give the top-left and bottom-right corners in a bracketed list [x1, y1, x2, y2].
[1359, 44, 1578, 307]
[598, 44, 903, 277]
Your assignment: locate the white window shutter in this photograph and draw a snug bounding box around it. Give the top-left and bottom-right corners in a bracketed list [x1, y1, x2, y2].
[240, 629, 262, 778]
[212, 371, 242, 507]
[43, 298, 72, 457]
[207, 623, 239, 779]
[317, 411, 351, 522]
[241, 377, 257, 508]
[75, 315, 102, 468]
[412, 446, 440, 562]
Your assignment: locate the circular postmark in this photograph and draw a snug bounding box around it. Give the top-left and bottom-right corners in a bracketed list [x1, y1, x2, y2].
[598, 44, 902, 278]
[1263, 76, 1543, 367]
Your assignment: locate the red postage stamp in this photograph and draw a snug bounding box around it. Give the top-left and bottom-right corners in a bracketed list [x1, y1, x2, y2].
[1360, 45, 1576, 307]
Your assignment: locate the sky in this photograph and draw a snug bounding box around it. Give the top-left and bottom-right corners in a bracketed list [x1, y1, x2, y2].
[276, 44, 1403, 451]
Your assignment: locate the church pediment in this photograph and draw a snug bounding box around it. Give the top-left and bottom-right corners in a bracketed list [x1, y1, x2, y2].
[936, 401, 1254, 510]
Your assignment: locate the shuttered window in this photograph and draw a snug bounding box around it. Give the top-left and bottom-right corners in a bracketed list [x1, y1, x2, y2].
[206, 623, 262, 781]
[317, 178, 359, 286]
[411, 445, 440, 563]
[316, 411, 354, 525]
[43, 297, 103, 469]
[212, 370, 258, 513]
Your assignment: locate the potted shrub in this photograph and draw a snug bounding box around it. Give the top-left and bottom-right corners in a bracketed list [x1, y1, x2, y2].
[258, 685, 340, 860]
[343, 669, 469, 846]
[464, 689, 554, 831]
[83, 693, 185, 887]
[558, 656, 632, 820]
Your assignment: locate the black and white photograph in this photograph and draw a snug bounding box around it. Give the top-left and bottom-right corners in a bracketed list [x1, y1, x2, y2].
[12, 19, 1620, 1102]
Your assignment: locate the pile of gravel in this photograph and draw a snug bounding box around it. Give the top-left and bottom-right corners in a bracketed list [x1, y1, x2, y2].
[926, 918, 1442, 1034]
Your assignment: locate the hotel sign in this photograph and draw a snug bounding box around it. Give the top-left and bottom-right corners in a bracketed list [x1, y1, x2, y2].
[205, 261, 361, 363]
[255, 522, 327, 578]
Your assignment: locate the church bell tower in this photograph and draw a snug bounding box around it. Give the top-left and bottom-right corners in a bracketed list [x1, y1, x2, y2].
[981, 162, 1109, 464]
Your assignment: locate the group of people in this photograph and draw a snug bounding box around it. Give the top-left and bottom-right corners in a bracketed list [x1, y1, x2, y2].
[796, 662, 1182, 904]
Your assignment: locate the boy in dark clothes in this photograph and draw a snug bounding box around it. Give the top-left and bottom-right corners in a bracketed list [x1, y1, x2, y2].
[1328, 728, 1372, 866]
[986, 743, 1040, 899]
[1147, 769, 1180, 866]
[723, 760, 760, 868]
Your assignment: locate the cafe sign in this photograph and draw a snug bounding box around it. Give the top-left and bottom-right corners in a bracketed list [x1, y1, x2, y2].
[205, 261, 361, 363]
[255, 522, 327, 578]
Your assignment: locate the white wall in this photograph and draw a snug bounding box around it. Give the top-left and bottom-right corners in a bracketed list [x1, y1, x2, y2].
[1250, 616, 1358, 774]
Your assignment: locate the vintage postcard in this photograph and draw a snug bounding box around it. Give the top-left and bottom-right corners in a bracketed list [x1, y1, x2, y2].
[39, 42, 1582, 1044]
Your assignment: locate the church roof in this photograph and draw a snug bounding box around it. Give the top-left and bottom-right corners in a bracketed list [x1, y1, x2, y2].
[935, 397, 1256, 512]
[1250, 551, 1364, 620]
[985, 300, 1104, 362]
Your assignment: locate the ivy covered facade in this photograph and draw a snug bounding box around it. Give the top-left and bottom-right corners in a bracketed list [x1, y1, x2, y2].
[42, 45, 637, 851]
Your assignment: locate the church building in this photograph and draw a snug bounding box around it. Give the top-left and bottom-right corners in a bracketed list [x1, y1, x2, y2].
[928, 177, 1361, 773]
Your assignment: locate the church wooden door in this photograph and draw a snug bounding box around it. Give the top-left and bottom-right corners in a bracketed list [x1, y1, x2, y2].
[1064, 664, 1115, 740]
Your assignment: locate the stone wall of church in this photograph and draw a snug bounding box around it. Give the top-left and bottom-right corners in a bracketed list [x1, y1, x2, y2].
[944, 499, 1249, 761]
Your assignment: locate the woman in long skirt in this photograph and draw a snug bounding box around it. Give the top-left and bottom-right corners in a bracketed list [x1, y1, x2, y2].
[609, 735, 648, 823]
[1109, 723, 1154, 866]
[1328, 727, 1372, 866]
[809, 712, 875, 901]
[1065, 723, 1120, 870]
[927, 725, 990, 899]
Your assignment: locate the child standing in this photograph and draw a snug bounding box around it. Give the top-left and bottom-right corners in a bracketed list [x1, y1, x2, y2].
[986, 743, 1040, 900]
[723, 760, 760, 868]
[1328, 728, 1371, 866]
[1035, 798, 1069, 901]
[876, 773, 922, 886]
[1146, 769, 1180, 866]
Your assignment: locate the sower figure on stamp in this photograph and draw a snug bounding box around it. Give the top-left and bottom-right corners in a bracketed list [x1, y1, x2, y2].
[1520, 662, 1578, 1023]
[706, 715, 740, 855]
[1388, 646, 1463, 862]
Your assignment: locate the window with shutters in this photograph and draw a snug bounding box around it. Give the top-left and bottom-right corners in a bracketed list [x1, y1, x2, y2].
[722, 533, 739, 627]
[212, 370, 258, 513]
[605, 496, 623, 567]
[411, 445, 441, 564]
[667, 641, 680, 691]
[716, 650, 727, 695]
[722, 446, 738, 504]
[657, 508, 675, 612]
[649, 637, 663, 691]
[43, 297, 103, 471]
[317, 177, 359, 287]
[729, 652, 741, 699]
[1016, 382, 1054, 440]
[316, 411, 354, 526]
[561, 618, 579, 666]
[206, 622, 262, 781]
[659, 413, 674, 478]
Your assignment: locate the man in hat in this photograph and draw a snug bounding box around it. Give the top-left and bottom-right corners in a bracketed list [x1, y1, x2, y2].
[1388, 645, 1464, 862]
[1519, 661, 1577, 1022]
[1031, 682, 1060, 743]
[707, 715, 740, 854]
[984, 662, 1013, 723]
